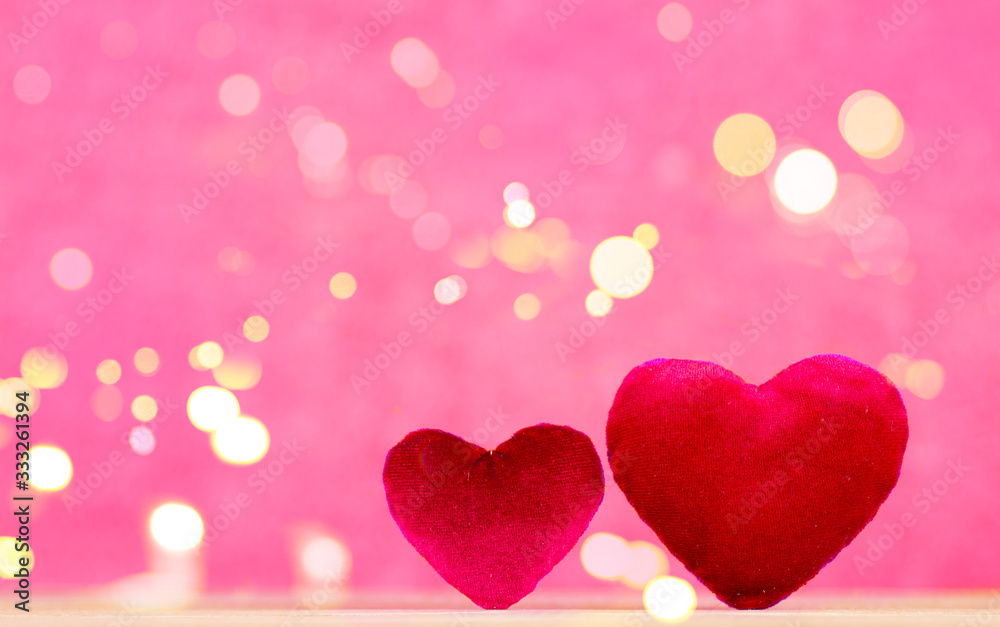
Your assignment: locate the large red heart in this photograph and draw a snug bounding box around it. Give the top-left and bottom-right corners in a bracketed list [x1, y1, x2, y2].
[607, 354, 908, 609]
[383, 424, 604, 609]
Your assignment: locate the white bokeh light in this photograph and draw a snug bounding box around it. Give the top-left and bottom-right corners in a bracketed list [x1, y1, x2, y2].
[301, 536, 351, 581]
[580, 533, 631, 580]
[150, 503, 204, 551]
[773, 149, 837, 215]
[504, 199, 536, 229]
[187, 386, 240, 432]
[212, 416, 270, 464]
[28, 446, 72, 491]
[644, 576, 697, 621]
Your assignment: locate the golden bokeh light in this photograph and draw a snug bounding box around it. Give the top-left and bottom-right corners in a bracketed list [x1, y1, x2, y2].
[362, 155, 406, 195]
[150, 503, 204, 551]
[586, 289, 614, 318]
[713, 113, 776, 177]
[534, 218, 571, 257]
[131, 395, 158, 422]
[590, 236, 654, 298]
[0, 379, 38, 418]
[657, 3, 693, 42]
[195, 342, 224, 369]
[479, 124, 503, 149]
[633, 223, 660, 250]
[878, 352, 910, 389]
[905, 359, 945, 400]
[390, 38, 439, 88]
[20, 348, 68, 389]
[513, 293, 541, 321]
[644, 576, 697, 621]
[581, 533, 631, 580]
[28, 446, 72, 491]
[330, 272, 358, 299]
[449, 233, 493, 269]
[91, 385, 123, 422]
[503, 199, 536, 229]
[212, 356, 263, 390]
[624, 542, 667, 589]
[50, 248, 93, 290]
[839, 90, 904, 159]
[212, 415, 270, 464]
[97, 359, 122, 385]
[187, 386, 240, 432]
[134, 347, 160, 376]
[0, 537, 33, 579]
[492, 227, 546, 273]
[243, 315, 270, 342]
[434, 276, 467, 305]
[773, 149, 838, 215]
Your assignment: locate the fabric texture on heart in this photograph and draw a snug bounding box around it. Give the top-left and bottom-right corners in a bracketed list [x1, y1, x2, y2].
[606, 354, 908, 610]
[383, 424, 604, 609]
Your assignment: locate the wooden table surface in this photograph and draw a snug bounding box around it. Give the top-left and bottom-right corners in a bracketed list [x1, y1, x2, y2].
[3, 593, 998, 626]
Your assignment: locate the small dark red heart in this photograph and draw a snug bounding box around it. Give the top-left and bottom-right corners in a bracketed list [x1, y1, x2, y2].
[383, 424, 604, 609]
[607, 355, 908, 609]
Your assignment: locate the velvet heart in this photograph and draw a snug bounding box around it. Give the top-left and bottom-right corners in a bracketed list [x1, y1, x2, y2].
[606, 354, 908, 609]
[383, 424, 604, 609]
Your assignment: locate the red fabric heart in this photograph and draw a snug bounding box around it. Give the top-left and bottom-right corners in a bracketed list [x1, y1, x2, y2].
[383, 424, 604, 609]
[607, 354, 908, 609]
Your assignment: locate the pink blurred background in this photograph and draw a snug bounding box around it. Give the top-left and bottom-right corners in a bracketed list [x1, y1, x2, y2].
[1, 0, 998, 607]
